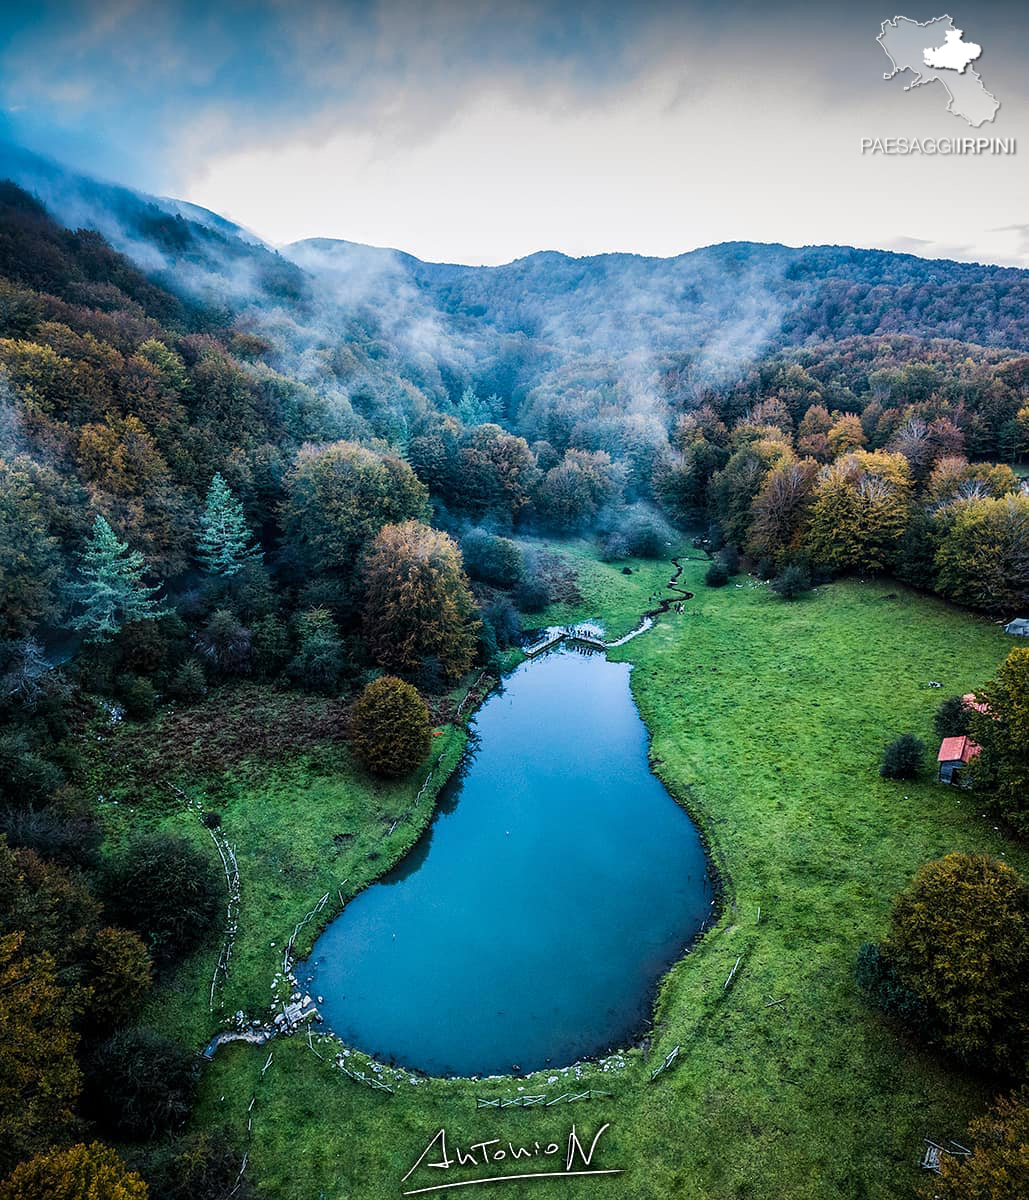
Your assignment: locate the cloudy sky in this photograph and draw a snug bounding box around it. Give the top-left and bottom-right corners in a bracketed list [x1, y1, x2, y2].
[0, 0, 1026, 266]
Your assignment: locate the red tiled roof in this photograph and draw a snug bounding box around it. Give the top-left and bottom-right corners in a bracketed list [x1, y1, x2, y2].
[938, 735, 982, 764]
[962, 693, 990, 715]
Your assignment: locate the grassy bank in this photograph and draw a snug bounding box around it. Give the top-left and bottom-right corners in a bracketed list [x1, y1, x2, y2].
[90, 693, 470, 1049]
[127, 546, 1023, 1200]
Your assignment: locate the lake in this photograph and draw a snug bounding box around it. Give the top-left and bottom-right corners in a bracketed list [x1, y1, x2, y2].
[303, 641, 711, 1077]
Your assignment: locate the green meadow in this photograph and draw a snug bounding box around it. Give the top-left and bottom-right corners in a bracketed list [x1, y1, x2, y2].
[124, 546, 1022, 1200]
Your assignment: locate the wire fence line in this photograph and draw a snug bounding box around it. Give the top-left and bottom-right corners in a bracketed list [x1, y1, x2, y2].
[649, 1045, 680, 1082]
[167, 781, 241, 1014]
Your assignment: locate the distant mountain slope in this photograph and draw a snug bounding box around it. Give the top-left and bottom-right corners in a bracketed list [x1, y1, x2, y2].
[3, 140, 1028, 421]
[290, 235, 1029, 361]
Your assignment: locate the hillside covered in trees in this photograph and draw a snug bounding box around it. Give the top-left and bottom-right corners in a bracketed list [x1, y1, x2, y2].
[0, 148, 1028, 1198]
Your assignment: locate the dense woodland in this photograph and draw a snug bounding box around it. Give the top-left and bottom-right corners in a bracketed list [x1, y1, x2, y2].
[0, 162, 1028, 1199]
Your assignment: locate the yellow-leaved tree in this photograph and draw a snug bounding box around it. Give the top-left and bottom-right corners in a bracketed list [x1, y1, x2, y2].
[362, 521, 480, 680]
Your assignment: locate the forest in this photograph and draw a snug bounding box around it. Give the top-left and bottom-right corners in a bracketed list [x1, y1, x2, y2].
[0, 157, 1028, 1200]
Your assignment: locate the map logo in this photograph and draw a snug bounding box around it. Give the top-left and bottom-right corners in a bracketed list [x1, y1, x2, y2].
[877, 15, 999, 127]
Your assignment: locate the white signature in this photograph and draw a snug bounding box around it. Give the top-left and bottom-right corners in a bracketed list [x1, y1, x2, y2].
[400, 1123, 623, 1194]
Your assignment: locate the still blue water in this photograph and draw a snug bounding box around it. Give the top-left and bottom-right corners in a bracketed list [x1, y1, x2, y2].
[303, 643, 710, 1077]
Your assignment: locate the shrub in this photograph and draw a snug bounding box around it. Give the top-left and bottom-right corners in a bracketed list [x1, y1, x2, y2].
[483, 598, 521, 649]
[855, 942, 929, 1032]
[476, 618, 499, 671]
[880, 733, 924, 779]
[620, 507, 669, 558]
[133, 1129, 256, 1200]
[513, 576, 550, 613]
[0, 731, 64, 805]
[117, 616, 185, 677]
[968, 648, 1029, 836]
[460, 529, 524, 588]
[934, 694, 972, 740]
[86, 1026, 197, 1140]
[882, 853, 1029, 1072]
[167, 658, 207, 704]
[115, 674, 157, 721]
[288, 607, 344, 693]
[412, 656, 447, 694]
[86, 927, 153, 1030]
[251, 613, 291, 679]
[102, 833, 221, 964]
[196, 610, 251, 677]
[770, 563, 812, 600]
[0, 1142, 148, 1200]
[928, 1091, 1029, 1200]
[705, 561, 729, 588]
[0, 805, 101, 868]
[201, 811, 221, 829]
[350, 676, 431, 778]
[599, 531, 631, 562]
[718, 545, 740, 573]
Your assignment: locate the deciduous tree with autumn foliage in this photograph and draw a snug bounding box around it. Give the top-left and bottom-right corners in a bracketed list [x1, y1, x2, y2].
[350, 675, 431, 777]
[362, 522, 479, 680]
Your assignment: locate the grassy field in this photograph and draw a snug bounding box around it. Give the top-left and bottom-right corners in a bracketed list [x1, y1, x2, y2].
[128, 546, 1023, 1200]
[91, 696, 470, 1049]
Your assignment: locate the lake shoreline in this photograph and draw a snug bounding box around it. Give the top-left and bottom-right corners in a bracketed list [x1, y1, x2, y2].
[291, 549, 722, 1080]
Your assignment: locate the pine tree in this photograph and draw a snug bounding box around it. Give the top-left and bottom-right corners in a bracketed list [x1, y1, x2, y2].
[66, 517, 167, 643]
[196, 473, 259, 577]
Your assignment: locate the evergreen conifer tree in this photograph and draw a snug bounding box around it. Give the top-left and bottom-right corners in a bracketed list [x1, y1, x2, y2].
[66, 517, 167, 643]
[196, 473, 259, 577]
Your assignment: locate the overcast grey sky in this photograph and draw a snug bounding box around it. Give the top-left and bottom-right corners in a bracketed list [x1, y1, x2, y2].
[0, 1, 1026, 265]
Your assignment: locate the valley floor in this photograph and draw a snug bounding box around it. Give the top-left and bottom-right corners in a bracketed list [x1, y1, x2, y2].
[104, 546, 1023, 1200]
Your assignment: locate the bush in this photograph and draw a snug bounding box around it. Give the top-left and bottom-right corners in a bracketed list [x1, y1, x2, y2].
[86, 1026, 197, 1140]
[460, 529, 524, 588]
[855, 942, 929, 1032]
[0, 1142, 148, 1200]
[288, 607, 344, 693]
[718, 545, 740, 574]
[770, 563, 812, 600]
[0, 805, 101, 868]
[201, 810, 221, 829]
[115, 674, 157, 721]
[880, 733, 924, 779]
[599, 531, 631, 562]
[102, 833, 221, 964]
[513, 576, 550, 613]
[483, 598, 521, 649]
[412, 656, 447, 694]
[476, 618, 499, 671]
[882, 853, 1029, 1072]
[934, 694, 972, 740]
[133, 1129, 256, 1200]
[86, 927, 153, 1030]
[705, 561, 729, 588]
[621, 507, 669, 558]
[117, 616, 185, 678]
[167, 658, 207, 704]
[196, 610, 252, 677]
[929, 1091, 1029, 1200]
[0, 731, 65, 805]
[350, 676, 432, 778]
[251, 614, 291, 680]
